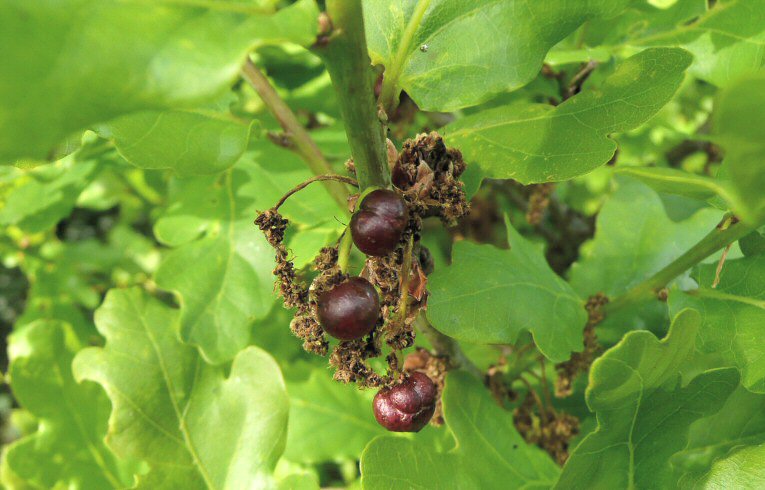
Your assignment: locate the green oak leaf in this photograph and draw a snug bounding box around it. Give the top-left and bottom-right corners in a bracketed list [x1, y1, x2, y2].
[0, 141, 105, 232]
[637, 0, 765, 87]
[556, 310, 740, 489]
[108, 110, 258, 176]
[428, 218, 587, 363]
[73, 288, 290, 489]
[444, 48, 692, 188]
[2, 321, 135, 489]
[713, 71, 765, 226]
[16, 246, 109, 339]
[363, 0, 630, 112]
[361, 371, 560, 489]
[669, 255, 765, 392]
[683, 443, 765, 489]
[153, 145, 341, 364]
[153, 167, 275, 365]
[0, 0, 318, 163]
[569, 176, 723, 340]
[570, 176, 723, 298]
[674, 385, 765, 486]
[285, 371, 385, 464]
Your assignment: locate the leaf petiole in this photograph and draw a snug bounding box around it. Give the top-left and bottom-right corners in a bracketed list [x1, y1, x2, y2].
[607, 214, 757, 314]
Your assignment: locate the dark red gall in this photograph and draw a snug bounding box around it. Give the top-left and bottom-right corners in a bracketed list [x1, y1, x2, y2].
[317, 277, 380, 340]
[373, 372, 437, 432]
[350, 189, 408, 256]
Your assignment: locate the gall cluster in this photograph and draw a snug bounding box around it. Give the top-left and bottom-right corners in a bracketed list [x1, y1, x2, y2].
[256, 132, 467, 431]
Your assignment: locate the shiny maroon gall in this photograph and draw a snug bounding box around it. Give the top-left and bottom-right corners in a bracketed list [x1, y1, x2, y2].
[317, 277, 380, 340]
[350, 189, 408, 256]
[373, 372, 437, 432]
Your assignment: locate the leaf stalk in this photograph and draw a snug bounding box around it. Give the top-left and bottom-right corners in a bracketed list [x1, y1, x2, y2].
[607, 214, 756, 314]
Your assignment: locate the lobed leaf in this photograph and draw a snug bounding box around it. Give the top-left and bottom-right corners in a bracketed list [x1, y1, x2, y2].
[444, 48, 693, 188]
[674, 385, 765, 486]
[363, 0, 630, 112]
[713, 71, 765, 226]
[427, 218, 587, 362]
[74, 288, 290, 488]
[285, 371, 385, 464]
[669, 255, 765, 392]
[637, 0, 765, 87]
[108, 110, 258, 177]
[557, 310, 740, 489]
[153, 168, 276, 364]
[153, 145, 342, 364]
[570, 176, 723, 298]
[0, 145, 102, 233]
[2, 321, 135, 489]
[685, 443, 765, 489]
[0, 0, 318, 163]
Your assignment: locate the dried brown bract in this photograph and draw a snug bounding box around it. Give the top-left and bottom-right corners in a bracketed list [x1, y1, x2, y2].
[555, 293, 609, 397]
[290, 314, 328, 356]
[526, 183, 554, 226]
[392, 132, 469, 227]
[330, 336, 390, 388]
[514, 392, 580, 465]
[255, 209, 288, 246]
[255, 210, 308, 310]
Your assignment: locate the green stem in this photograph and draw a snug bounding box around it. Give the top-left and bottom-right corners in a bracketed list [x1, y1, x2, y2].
[241, 59, 350, 210]
[337, 228, 353, 274]
[396, 236, 415, 321]
[315, 0, 390, 190]
[607, 215, 755, 314]
[378, 0, 431, 116]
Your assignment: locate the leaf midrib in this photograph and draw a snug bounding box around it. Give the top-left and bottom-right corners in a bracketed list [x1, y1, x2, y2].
[137, 299, 216, 489]
[690, 288, 765, 309]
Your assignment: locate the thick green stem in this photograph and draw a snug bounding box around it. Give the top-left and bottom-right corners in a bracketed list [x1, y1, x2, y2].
[607, 215, 755, 314]
[316, 0, 390, 190]
[241, 59, 350, 210]
[378, 0, 431, 116]
[315, 1, 481, 382]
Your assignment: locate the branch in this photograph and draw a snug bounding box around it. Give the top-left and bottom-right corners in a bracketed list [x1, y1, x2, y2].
[415, 315, 483, 380]
[315, 0, 390, 190]
[241, 59, 350, 209]
[607, 214, 755, 314]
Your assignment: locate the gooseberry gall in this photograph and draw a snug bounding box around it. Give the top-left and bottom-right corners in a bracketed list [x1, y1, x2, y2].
[373, 372, 437, 432]
[350, 189, 408, 256]
[317, 277, 380, 340]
